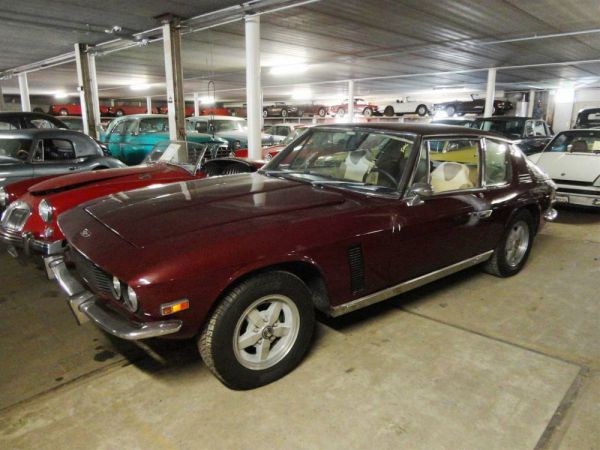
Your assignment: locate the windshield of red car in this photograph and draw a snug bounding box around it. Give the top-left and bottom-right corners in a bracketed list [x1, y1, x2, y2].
[0, 138, 33, 161]
[265, 128, 416, 193]
[546, 131, 600, 154]
[145, 141, 208, 173]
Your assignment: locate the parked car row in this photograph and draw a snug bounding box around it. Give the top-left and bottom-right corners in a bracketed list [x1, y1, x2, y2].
[1, 120, 560, 391]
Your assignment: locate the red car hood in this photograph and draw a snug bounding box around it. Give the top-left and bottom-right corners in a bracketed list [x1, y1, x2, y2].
[29, 165, 179, 194]
[83, 173, 346, 248]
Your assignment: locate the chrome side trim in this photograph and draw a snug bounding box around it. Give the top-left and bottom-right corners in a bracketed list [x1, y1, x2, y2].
[330, 250, 494, 317]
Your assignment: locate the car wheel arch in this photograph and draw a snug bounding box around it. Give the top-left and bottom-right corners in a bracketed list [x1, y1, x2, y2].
[215, 260, 331, 318]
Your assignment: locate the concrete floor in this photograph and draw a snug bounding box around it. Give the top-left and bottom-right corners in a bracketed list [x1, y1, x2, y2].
[0, 208, 598, 449]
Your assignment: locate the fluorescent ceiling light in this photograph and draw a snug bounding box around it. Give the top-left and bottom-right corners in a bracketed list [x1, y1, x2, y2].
[270, 64, 309, 76]
[199, 96, 215, 105]
[291, 88, 312, 100]
[555, 87, 574, 103]
[54, 92, 68, 99]
[130, 83, 151, 91]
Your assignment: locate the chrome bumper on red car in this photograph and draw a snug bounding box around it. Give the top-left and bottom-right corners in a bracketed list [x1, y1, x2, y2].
[0, 227, 63, 256]
[49, 255, 182, 340]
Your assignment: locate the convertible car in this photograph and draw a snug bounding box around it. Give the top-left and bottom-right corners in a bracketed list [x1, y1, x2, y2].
[0, 129, 125, 188]
[51, 124, 556, 390]
[0, 141, 261, 260]
[528, 129, 600, 208]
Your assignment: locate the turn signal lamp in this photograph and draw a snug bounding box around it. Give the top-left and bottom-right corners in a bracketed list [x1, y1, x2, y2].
[161, 299, 190, 316]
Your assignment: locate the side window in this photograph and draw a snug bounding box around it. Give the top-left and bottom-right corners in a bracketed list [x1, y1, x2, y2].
[533, 121, 547, 137]
[277, 127, 290, 137]
[32, 141, 44, 161]
[484, 139, 512, 186]
[0, 120, 18, 130]
[110, 120, 128, 135]
[263, 125, 273, 134]
[29, 119, 57, 129]
[415, 138, 481, 193]
[195, 121, 208, 133]
[42, 139, 76, 160]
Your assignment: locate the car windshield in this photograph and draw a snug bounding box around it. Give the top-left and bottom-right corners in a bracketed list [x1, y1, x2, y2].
[144, 141, 208, 173]
[264, 128, 416, 194]
[545, 131, 600, 154]
[475, 119, 525, 138]
[0, 138, 33, 161]
[281, 127, 308, 145]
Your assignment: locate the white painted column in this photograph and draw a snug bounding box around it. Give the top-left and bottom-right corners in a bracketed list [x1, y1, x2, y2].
[146, 96, 153, 114]
[527, 90, 535, 117]
[162, 19, 186, 141]
[347, 80, 355, 121]
[483, 68, 497, 117]
[74, 44, 98, 138]
[193, 92, 200, 117]
[552, 88, 575, 132]
[88, 51, 101, 131]
[245, 15, 262, 160]
[18, 73, 31, 112]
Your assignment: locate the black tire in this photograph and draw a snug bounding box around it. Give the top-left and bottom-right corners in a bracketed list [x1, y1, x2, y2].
[262, 109, 268, 118]
[297, 110, 304, 118]
[445, 105, 456, 117]
[384, 106, 395, 117]
[198, 271, 315, 390]
[416, 104, 428, 116]
[281, 109, 288, 118]
[115, 109, 125, 117]
[483, 210, 534, 277]
[59, 108, 68, 116]
[363, 107, 373, 117]
[318, 108, 326, 118]
[337, 108, 346, 118]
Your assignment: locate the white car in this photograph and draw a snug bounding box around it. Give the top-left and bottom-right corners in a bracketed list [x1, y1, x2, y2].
[187, 115, 276, 150]
[380, 97, 433, 117]
[528, 129, 600, 208]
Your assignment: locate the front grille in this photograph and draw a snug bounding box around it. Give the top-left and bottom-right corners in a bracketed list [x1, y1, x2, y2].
[204, 144, 231, 159]
[0, 202, 31, 232]
[557, 187, 600, 196]
[556, 179, 593, 187]
[70, 248, 113, 297]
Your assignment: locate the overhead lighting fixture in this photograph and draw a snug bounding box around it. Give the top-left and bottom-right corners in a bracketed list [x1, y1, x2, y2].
[270, 64, 309, 76]
[555, 87, 574, 103]
[54, 92, 68, 99]
[199, 96, 215, 105]
[130, 83, 151, 91]
[291, 88, 312, 100]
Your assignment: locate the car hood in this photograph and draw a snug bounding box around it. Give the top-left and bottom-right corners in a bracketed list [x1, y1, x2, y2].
[83, 173, 346, 248]
[28, 165, 177, 194]
[529, 152, 600, 183]
[217, 130, 274, 144]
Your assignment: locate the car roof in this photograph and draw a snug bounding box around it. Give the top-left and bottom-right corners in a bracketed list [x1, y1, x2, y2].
[475, 116, 531, 121]
[312, 122, 508, 138]
[0, 111, 56, 118]
[188, 115, 243, 121]
[0, 129, 92, 139]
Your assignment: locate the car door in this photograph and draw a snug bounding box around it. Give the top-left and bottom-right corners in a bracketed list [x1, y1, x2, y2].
[32, 137, 80, 177]
[389, 136, 494, 283]
[103, 118, 131, 161]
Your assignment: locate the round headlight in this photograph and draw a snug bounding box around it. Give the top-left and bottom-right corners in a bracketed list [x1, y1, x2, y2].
[111, 276, 122, 299]
[0, 187, 8, 208]
[38, 199, 54, 224]
[124, 285, 138, 312]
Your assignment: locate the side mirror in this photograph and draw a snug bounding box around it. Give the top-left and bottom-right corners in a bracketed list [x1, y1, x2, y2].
[407, 182, 433, 205]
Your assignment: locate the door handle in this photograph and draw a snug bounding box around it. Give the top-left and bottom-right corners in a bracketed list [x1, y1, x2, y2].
[470, 209, 492, 219]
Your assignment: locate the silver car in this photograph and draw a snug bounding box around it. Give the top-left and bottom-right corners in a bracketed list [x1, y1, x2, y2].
[0, 129, 125, 187]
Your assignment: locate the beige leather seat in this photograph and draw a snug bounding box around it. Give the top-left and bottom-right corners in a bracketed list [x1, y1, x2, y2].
[430, 162, 474, 193]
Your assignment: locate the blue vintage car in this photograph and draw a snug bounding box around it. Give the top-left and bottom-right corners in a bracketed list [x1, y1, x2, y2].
[100, 114, 229, 165]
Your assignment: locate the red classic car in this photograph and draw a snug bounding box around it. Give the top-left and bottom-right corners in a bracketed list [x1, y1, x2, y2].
[0, 141, 259, 260]
[329, 98, 379, 117]
[113, 104, 159, 116]
[50, 124, 556, 390]
[50, 104, 113, 116]
[158, 105, 229, 117]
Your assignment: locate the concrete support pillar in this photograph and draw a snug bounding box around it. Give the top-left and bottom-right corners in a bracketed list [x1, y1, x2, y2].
[527, 90, 535, 117]
[348, 80, 355, 121]
[552, 88, 575, 133]
[18, 73, 31, 112]
[245, 15, 262, 160]
[0, 83, 5, 111]
[193, 92, 200, 117]
[88, 51, 101, 131]
[483, 68, 497, 117]
[74, 43, 98, 138]
[162, 18, 186, 141]
[146, 96, 153, 114]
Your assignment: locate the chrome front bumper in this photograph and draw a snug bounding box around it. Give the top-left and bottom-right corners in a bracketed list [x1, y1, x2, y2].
[49, 256, 182, 340]
[0, 227, 63, 256]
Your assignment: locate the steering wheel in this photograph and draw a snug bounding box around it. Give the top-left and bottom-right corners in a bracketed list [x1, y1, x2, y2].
[363, 167, 398, 187]
[16, 149, 29, 161]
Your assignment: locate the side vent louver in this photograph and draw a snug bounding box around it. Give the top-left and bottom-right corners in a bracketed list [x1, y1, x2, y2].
[347, 244, 366, 293]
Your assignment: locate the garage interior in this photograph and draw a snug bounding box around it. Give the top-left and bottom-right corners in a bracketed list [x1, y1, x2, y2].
[0, 1, 599, 449]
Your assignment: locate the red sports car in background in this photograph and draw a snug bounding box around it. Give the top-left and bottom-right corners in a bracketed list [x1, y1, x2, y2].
[234, 125, 309, 160]
[0, 141, 260, 260]
[158, 106, 230, 117]
[113, 104, 159, 116]
[329, 98, 379, 117]
[50, 103, 113, 116]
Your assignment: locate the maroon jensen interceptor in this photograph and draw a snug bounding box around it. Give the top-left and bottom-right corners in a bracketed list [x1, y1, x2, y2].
[51, 123, 557, 390]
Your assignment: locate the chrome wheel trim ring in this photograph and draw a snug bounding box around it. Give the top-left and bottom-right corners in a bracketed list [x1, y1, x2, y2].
[233, 294, 300, 370]
[505, 220, 529, 268]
